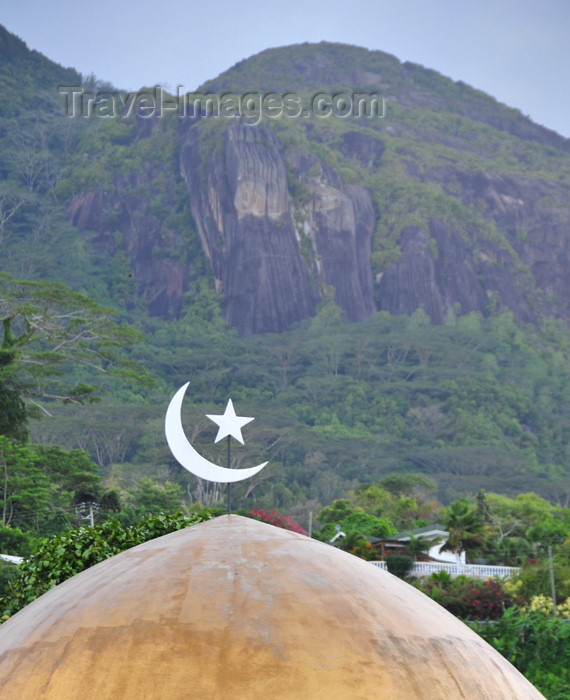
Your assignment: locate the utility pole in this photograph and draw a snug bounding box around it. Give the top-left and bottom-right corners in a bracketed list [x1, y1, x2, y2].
[548, 545, 558, 617]
[227, 436, 231, 515]
[77, 501, 96, 527]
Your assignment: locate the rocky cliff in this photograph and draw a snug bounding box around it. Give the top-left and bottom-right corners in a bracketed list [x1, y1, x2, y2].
[376, 168, 570, 324]
[179, 123, 317, 334]
[16, 39, 569, 335]
[67, 171, 188, 320]
[179, 122, 377, 334]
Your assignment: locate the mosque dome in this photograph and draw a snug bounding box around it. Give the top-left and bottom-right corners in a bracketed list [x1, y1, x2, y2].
[0, 515, 543, 698]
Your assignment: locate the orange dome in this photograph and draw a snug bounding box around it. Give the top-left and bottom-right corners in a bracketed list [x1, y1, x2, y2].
[0, 516, 543, 699]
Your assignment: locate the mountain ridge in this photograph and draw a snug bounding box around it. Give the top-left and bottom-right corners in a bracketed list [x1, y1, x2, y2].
[201, 41, 570, 152]
[2, 28, 569, 335]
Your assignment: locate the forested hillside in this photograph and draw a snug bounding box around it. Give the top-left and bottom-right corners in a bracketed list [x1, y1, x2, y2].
[0, 24, 569, 528]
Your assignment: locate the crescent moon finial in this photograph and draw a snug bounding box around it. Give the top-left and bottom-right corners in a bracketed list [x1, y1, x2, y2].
[165, 383, 268, 484]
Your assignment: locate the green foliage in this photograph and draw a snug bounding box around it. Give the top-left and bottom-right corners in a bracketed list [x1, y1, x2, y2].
[8, 302, 569, 543]
[470, 490, 570, 566]
[339, 511, 397, 538]
[1, 511, 208, 618]
[119, 476, 186, 524]
[471, 608, 570, 699]
[0, 561, 19, 600]
[405, 534, 437, 560]
[0, 275, 152, 421]
[0, 526, 36, 556]
[0, 380, 27, 442]
[315, 510, 397, 543]
[385, 554, 413, 579]
[0, 436, 51, 532]
[315, 478, 439, 546]
[316, 498, 355, 524]
[511, 541, 570, 602]
[0, 436, 104, 537]
[440, 497, 485, 556]
[418, 574, 515, 620]
[337, 531, 374, 559]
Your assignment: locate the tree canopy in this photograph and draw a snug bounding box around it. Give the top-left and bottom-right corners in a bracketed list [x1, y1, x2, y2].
[1, 275, 151, 412]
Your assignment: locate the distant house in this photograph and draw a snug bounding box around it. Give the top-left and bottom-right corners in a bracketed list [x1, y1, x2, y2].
[371, 524, 466, 565]
[0, 554, 24, 565]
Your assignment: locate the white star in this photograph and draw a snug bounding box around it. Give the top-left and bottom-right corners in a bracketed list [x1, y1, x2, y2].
[206, 399, 254, 444]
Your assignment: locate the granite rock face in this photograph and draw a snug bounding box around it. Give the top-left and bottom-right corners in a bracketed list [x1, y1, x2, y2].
[180, 122, 377, 334]
[67, 171, 188, 320]
[378, 219, 529, 323]
[180, 122, 318, 335]
[66, 127, 570, 333]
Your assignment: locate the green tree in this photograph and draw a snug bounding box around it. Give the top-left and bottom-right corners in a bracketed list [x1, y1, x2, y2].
[120, 477, 186, 524]
[314, 507, 397, 544]
[0, 437, 105, 537]
[0, 436, 50, 530]
[440, 497, 484, 559]
[337, 531, 372, 559]
[351, 484, 393, 517]
[0, 379, 26, 442]
[316, 498, 355, 524]
[0, 275, 152, 429]
[513, 539, 570, 602]
[385, 554, 414, 579]
[0, 525, 36, 556]
[405, 533, 437, 561]
[472, 608, 570, 699]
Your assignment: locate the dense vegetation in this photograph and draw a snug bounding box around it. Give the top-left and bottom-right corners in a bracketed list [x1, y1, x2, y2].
[472, 608, 570, 700]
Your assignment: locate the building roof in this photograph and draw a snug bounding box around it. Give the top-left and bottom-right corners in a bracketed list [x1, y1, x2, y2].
[0, 515, 543, 699]
[391, 523, 448, 541]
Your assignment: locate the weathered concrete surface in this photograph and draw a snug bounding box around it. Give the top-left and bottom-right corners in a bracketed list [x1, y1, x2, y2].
[0, 516, 544, 699]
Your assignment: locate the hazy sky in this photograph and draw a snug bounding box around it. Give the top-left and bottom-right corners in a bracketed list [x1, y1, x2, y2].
[3, 0, 569, 137]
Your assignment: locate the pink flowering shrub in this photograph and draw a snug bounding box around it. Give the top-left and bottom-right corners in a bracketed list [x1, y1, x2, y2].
[250, 508, 307, 536]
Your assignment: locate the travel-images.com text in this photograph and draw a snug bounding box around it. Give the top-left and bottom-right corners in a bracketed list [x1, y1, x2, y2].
[58, 86, 386, 124]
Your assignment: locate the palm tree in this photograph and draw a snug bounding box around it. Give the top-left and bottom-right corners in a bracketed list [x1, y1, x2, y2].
[405, 533, 439, 561]
[337, 531, 370, 559]
[440, 498, 484, 561]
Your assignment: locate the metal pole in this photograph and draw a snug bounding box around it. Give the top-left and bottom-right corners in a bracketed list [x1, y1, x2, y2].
[227, 435, 231, 515]
[548, 545, 557, 617]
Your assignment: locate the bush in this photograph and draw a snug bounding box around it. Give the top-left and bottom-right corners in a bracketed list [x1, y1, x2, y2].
[417, 574, 515, 620]
[524, 594, 570, 618]
[249, 508, 307, 535]
[314, 509, 397, 543]
[512, 542, 570, 603]
[0, 562, 19, 602]
[471, 607, 570, 699]
[385, 554, 413, 579]
[0, 526, 37, 557]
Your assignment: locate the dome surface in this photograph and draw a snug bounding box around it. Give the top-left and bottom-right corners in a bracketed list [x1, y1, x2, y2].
[0, 515, 543, 699]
